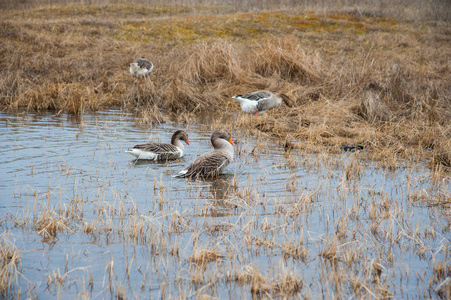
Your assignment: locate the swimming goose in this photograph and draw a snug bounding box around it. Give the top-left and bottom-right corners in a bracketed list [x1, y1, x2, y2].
[233, 90, 291, 116]
[126, 130, 189, 161]
[174, 129, 234, 179]
[130, 57, 154, 78]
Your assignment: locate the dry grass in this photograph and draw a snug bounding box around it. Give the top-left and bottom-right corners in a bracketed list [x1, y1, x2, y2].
[189, 247, 225, 269]
[226, 263, 302, 297]
[1, 0, 450, 21]
[0, 5, 450, 297]
[1, 2, 450, 169]
[0, 232, 21, 299]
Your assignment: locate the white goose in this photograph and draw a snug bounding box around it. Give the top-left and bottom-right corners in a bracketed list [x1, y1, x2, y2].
[174, 129, 234, 179]
[233, 90, 291, 116]
[126, 130, 189, 161]
[129, 57, 154, 78]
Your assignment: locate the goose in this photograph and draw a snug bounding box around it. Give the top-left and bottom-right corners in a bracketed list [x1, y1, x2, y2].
[232, 90, 291, 116]
[130, 57, 154, 78]
[174, 129, 234, 179]
[126, 130, 189, 161]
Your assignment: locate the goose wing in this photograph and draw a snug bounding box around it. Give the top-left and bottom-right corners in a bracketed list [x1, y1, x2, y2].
[132, 142, 177, 154]
[136, 58, 153, 70]
[180, 152, 229, 178]
[133, 143, 180, 160]
[256, 96, 278, 112]
[238, 90, 272, 102]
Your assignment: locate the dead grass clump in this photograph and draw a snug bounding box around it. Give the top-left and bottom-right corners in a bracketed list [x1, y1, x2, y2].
[34, 207, 73, 242]
[190, 41, 246, 85]
[0, 71, 20, 108]
[282, 242, 309, 262]
[122, 77, 167, 124]
[435, 277, 451, 299]
[134, 104, 165, 126]
[320, 237, 339, 261]
[431, 258, 451, 298]
[22, 83, 59, 111]
[226, 265, 302, 297]
[0, 16, 126, 112]
[344, 157, 363, 180]
[0, 232, 21, 299]
[274, 273, 303, 296]
[163, 41, 248, 113]
[432, 139, 451, 169]
[356, 91, 392, 123]
[432, 259, 451, 283]
[387, 64, 414, 106]
[227, 266, 272, 296]
[57, 83, 85, 114]
[253, 36, 323, 83]
[188, 248, 225, 269]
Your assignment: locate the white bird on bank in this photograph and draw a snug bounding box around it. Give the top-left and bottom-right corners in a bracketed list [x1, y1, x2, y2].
[125, 130, 189, 161]
[174, 129, 234, 179]
[232, 90, 291, 116]
[129, 57, 154, 78]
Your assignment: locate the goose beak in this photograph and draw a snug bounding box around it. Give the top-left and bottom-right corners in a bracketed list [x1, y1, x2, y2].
[229, 137, 234, 145]
[254, 110, 259, 117]
[185, 138, 190, 145]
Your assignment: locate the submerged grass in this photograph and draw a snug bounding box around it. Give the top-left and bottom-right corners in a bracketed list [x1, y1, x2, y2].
[0, 232, 21, 299]
[1, 109, 450, 298]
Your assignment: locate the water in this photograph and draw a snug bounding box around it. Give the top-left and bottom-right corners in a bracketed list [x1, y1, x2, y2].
[0, 109, 449, 299]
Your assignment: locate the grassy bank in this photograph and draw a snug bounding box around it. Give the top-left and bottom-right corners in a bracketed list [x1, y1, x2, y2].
[1, 1, 450, 168]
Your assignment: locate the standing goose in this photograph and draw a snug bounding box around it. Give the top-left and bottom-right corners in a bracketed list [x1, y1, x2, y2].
[129, 57, 154, 78]
[174, 129, 234, 179]
[126, 130, 189, 161]
[233, 90, 291, 116]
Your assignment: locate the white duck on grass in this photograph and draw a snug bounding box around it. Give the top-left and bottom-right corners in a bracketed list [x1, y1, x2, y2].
[129, 57, 154, 78]
[233, 90, 291, 116]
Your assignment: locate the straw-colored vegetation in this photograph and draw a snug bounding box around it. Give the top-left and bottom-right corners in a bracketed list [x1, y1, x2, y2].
[1, 0, 450, 169]
[3, 131, 449, 298]
[0, 232, 21, 299]
[1, 1, 451, 298]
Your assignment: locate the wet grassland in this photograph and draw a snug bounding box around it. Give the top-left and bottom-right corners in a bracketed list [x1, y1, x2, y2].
[1, 1, 451, 299]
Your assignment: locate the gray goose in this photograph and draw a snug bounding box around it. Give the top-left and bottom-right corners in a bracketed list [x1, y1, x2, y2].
[126, 130, 189, 161]
[174, 129, 234, 179]
[129, 57, 154, 78]
[232, 90, 291, 116]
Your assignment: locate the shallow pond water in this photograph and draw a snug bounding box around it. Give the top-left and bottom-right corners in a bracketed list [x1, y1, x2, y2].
[0, 109, 450, 299]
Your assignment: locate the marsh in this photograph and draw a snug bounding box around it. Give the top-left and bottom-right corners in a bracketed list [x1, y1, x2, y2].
[1, 109, 449, 298]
